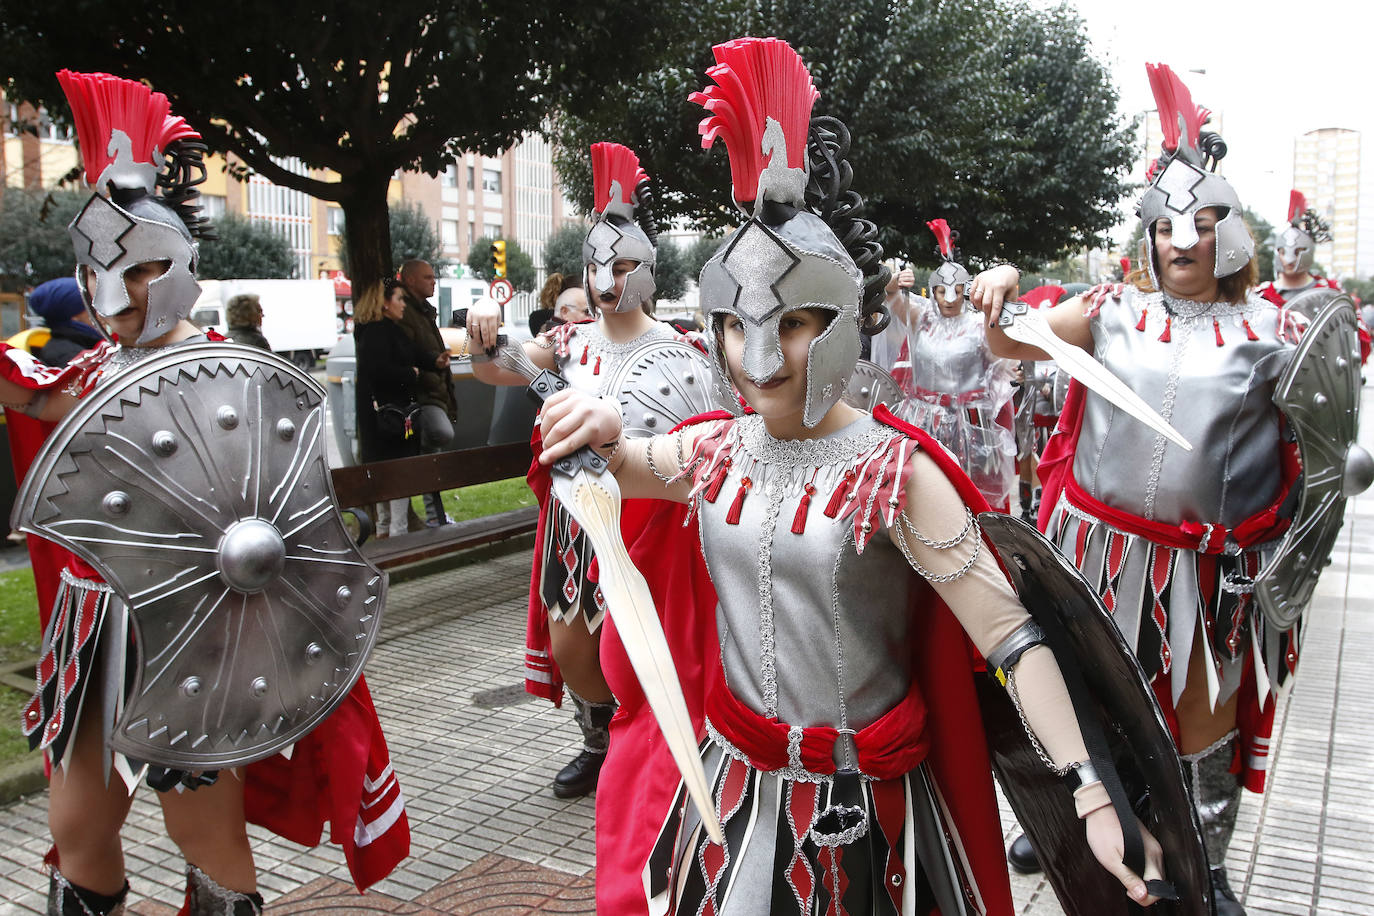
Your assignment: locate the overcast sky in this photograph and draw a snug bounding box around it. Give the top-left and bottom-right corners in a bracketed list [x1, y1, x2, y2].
[1038, 0, 1370, 237]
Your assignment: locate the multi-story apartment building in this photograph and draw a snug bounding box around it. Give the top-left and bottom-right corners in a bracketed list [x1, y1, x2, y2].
[1293, 128, 1374, 280]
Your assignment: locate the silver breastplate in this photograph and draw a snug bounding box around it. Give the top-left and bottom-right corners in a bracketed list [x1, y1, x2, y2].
[698, 415, 913, 752]
[555, 321, 673, 395]
[1075, 290, 1293, 525]
[909, 305, 991, 397]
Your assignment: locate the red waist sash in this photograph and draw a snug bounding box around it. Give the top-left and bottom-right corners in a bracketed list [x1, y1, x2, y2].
[705, 668, 930, 781]
[1062, 466, 1293, 554]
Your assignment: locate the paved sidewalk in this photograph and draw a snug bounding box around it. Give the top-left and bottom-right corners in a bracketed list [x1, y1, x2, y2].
[3, 467, 1373, 913]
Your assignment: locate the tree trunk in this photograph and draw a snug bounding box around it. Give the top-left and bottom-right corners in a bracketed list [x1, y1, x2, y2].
[340, 177, 393, 305]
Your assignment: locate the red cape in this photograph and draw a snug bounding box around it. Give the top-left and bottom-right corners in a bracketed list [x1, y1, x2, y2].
[523, 422, 720, 914]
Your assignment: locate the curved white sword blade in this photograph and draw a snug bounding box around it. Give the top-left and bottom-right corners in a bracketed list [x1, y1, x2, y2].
[999, 303, 1192, 451]
[552, 467, 725, 845]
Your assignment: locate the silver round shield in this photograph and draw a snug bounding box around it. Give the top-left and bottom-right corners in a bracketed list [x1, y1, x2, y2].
[1256, 293, 1371, 629]
[841, 359, 903, 412]
[12, 343, 385, 768]
[606, 339, 719, 437]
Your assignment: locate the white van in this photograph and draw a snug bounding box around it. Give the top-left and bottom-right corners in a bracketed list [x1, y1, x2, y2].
[190, 279, 340, 368]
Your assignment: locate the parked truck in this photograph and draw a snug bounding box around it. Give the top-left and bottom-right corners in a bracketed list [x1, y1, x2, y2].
[189, 278, 340, 368]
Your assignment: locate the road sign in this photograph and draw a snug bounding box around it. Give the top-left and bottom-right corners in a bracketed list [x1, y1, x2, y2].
[489, 278, 514, 304]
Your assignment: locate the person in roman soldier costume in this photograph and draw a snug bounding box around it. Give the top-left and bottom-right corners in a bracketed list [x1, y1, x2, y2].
[1256, 190, 1340, 307]
[466, 145, 717, 808]
[1254, 192, 1370, 363]
[982, 64, 1340, 915]
[886, 223, 1019, 511]
[0, 71, 407, 915]
[532, 36, 1167, 915]
[1012, 284, 1067, 522]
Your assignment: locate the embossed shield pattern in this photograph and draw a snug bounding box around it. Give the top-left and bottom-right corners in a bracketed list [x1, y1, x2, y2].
[607, 340, 719, 437]
[1257, 292, 1368, 629]
[842, 359, 903, 412]
[14, 344, 385, 768]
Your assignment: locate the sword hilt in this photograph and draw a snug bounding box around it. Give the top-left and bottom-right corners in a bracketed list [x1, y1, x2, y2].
[526, 368, 611, 479]
[997, 300, 1028, 327]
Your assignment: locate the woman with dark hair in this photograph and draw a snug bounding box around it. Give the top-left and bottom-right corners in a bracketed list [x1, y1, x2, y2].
[354, 277, 432, 536]
[535, 37, 1163, 916]
[982, 65, 1304, 915]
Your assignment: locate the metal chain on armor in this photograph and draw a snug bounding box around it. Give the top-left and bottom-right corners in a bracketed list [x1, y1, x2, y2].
[1005, 669, 1075, 776]
[890, 510, 981, 583]
[644, 432, 677, 484]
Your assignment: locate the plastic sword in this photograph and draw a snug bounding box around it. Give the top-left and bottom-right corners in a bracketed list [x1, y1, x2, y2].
[997, 302, 1192, 451]
[487, 338, 725, 843]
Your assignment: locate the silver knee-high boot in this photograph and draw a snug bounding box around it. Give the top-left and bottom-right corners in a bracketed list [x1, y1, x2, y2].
[553, 688, 617, 799]
[183, 865, 264, 916]
[1183, 731, 1245, 916]
[47, 868, 128, 916]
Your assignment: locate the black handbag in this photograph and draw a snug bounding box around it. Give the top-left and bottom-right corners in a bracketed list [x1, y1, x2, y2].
[375, 400, 421, 440]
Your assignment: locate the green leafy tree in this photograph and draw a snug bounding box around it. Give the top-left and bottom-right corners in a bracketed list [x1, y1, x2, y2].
[0, 188, 87, 291]
[0, 2, 692, 300]
[653, 238, 691, 302]
[683, 233, 722, 282]
[543, 221, 589, 279]
[195, 213, 297, 279]
[467, 235, 536, 292]
[338, 199, 449, 276]
[553, 0, 1134, 266]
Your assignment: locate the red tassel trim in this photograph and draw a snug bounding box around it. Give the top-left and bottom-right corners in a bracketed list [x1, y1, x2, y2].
[1243, 319, 1259, 341]
[1159, 316, 1172, 343]
[580, 345, 589, 365]
[791, 483, 816, 534]
[1136, 308, 1148, 332]
[1213, 317, 1224, 347]
[725, 477, 751, 525]
[594, 356, 602, 375]
[824, 469, 857, 518]
[703, 458, 731, 503]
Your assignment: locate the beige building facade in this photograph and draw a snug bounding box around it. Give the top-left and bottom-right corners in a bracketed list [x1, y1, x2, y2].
[1293, 127, 1374, 281]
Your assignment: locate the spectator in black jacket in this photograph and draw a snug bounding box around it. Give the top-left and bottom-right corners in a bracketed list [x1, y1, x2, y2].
[354, 278, 433, 536]
[396, 260, 457, 526]
[226, 294, 272, 351]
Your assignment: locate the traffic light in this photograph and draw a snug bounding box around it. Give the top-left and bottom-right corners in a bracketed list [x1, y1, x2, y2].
[490, 240, 507, 278]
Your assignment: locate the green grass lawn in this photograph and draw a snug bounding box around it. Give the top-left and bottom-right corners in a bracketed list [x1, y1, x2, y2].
[0, 566, 40, 666]
[411, 475, 535, 523]
[0, 567, 40, 768]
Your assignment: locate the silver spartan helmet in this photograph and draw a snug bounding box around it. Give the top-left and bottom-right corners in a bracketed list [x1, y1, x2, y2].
[1138, 157, 1253, 287]
[1275, 224, 1316, 276]
[68, 130, 201, 346]
[582, 178, 656, 313]
[699, 209, 863, 428]
[929, 260, 972, 305]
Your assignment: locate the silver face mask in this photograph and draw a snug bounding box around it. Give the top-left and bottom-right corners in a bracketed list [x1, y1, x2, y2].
[1275, 225, 1315, 276]
[69, 192, 201, 346]
[699, 210, 862, 428]
[582, 212, 656, 314]
[928, 261, 972, 304]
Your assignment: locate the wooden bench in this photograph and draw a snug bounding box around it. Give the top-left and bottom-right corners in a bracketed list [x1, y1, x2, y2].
[329, 440, 539, 572]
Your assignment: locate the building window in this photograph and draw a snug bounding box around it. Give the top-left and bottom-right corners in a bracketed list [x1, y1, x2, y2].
[484, 223, 502, 239]
[442, 219, 459, 246]
[441, 163, 458, 188]
[468, 222, 476, 245]
[199, 195, 227, 220]
[467, 166, 475, 190]
[327, 207, 345, 235]
[482, 168, 502, 194]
